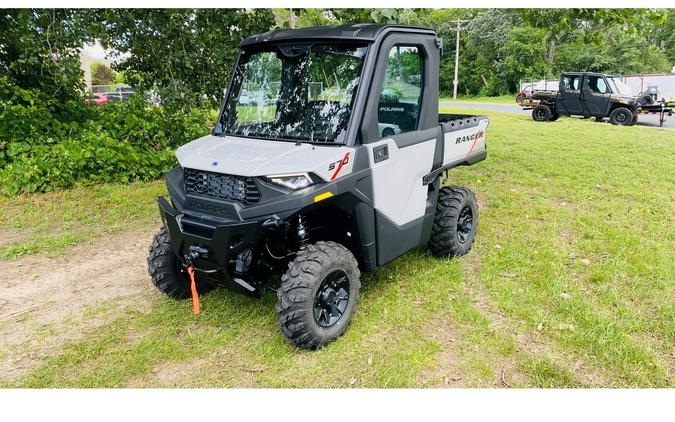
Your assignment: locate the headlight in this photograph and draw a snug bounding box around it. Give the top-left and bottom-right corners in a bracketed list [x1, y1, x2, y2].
[265, 173, 320, 191]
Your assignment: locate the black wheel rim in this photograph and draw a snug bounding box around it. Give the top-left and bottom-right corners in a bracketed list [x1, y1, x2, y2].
[535, 109, 546, 120]
[314, 270, 350, 328]
[457, 206, 474, 244]
[616, 113, 627, 123]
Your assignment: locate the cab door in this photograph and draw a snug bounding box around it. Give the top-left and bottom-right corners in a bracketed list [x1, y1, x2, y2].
[359, 33, 442, 266]
[581, 74, 611, 116]
[559, 73, 583, 115]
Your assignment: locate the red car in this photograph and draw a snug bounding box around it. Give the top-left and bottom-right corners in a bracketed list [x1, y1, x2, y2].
[85, 93, 108, 106]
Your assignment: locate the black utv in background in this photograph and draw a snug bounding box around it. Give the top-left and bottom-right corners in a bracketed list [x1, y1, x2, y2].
[531, 72, 639, 125]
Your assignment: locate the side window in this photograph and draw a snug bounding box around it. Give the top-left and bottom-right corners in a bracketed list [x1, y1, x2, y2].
[562, 75, 580, 91]
[378, 46, 423, 138]
[586, 76, 609, 94]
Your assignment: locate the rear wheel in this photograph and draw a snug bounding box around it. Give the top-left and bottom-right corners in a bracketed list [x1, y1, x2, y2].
[147, 226, 214, 299]
[276, 241, 361, 349]
[532, 105, 553, 122]
[428, 186, 478, 258]
[609, 107, 633, 126]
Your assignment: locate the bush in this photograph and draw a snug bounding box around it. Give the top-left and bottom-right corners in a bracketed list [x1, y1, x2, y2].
[0, 78, 211, 194]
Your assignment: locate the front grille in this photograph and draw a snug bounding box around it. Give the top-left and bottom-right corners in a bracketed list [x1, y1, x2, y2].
[184, 168, 260, 205]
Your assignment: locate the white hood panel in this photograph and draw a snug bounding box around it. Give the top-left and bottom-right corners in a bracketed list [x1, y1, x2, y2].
[176, 135, 355, 182]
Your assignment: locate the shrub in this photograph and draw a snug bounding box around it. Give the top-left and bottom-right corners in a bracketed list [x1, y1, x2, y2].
[0, 79, 211, 194]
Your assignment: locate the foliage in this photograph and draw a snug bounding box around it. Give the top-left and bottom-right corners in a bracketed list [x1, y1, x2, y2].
[0, 82, 210, 194]
[0, 8, 672, 197]
[0, 9, 94, 105]
[295, 8, 673, 95]
[553, 28, 672, 75]
[92, 9, 276, 110]
[91, 62, 117, 85]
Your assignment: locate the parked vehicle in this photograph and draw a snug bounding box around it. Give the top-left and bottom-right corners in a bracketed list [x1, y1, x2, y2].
[238, 90, 270, 106]
[531, 72, 672, 126]
[636, 86, 658, 105]
[378, 122, 401, 137]
[84, 93, 108, 106]
[104, 86, 135, 102]
[532, 72, 639, 125]
[147, 24, 489, 349]
[515, 81, 558, 108]
[618, 72, 675, 104]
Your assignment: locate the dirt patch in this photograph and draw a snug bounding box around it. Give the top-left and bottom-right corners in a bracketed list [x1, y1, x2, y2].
[0, 227, 160, 383]
[0, 227, 34, 250]
[418, 316, 468, 387]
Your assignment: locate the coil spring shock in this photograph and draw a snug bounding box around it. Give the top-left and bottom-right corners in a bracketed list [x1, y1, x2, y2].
[295, 214, 310, 249]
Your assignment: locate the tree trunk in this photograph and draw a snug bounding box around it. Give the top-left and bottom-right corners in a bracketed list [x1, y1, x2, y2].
[547, 40, 556, 63]
[480, 74, 489, 87]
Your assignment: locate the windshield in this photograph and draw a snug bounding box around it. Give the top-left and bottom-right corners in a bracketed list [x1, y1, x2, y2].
[217, 43, 368, 144]
[607, 78, 634, 97]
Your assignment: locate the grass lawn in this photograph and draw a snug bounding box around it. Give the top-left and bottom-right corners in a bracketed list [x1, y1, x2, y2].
[2, 109, 673, 387]
[0, 181, 166, 259]
[440, 95, 516, 104]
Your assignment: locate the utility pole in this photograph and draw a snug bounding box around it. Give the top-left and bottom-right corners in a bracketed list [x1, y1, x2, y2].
[450, 19, 467, 100]
[289, 8, 296, 29]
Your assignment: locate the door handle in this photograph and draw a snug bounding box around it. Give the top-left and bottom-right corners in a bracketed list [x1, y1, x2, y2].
[373, 144, 389, 163]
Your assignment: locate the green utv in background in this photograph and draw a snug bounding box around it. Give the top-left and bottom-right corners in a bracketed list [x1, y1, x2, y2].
[531, 71, 672, 126]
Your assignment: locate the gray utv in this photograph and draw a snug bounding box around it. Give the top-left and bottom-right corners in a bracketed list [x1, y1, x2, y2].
[148, 24, 489, 349]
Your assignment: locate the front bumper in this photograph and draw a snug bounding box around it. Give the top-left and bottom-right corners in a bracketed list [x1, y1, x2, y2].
[158, 196, 263, 296]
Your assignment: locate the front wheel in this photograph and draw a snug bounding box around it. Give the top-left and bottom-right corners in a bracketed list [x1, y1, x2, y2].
[532, 105, 553, 122]
[609, 107, 634, 126]
[428, 186, 478, 258]
[147, 226, 214, 299]
[276, 241, 361, 349]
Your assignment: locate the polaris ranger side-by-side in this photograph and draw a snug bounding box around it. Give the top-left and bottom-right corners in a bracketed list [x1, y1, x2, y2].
[148, 25, 489, 349]
[531, 72, 672, 126]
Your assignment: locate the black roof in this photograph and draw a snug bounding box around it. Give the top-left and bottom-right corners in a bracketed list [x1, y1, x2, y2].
[241, 24, 436, 47]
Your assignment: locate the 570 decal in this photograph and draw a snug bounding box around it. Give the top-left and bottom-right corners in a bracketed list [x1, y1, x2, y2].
[328, 152, 351, 180]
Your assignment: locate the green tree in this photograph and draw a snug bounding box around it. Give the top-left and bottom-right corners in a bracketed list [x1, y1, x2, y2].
[0, 9, 94, 105]
[503, 27, 549, 89]
[94, 9, 275, 109]
[91, 63, 116, 85]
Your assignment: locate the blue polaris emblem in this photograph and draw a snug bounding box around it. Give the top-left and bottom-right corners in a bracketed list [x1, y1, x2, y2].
[211, 161, 219, 167]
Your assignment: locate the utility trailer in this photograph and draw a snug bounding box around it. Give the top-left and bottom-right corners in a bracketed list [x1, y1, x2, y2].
[147, 24, 489, 349]
[636, 100, 673, 127]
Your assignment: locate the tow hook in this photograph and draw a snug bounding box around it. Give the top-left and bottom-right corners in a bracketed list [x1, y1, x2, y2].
[184, 245, 209, 315]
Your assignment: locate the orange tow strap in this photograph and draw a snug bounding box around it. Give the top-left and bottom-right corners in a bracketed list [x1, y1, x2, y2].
[186, 265, 200, 315]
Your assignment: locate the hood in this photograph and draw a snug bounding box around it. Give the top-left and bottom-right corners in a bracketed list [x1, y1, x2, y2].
[610, 94, 637, 105]
[175, 135, 355, 182]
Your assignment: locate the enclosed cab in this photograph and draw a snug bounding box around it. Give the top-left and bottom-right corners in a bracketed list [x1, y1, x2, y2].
[531, 72, 640, 125]
[147, 24, 488, 349]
